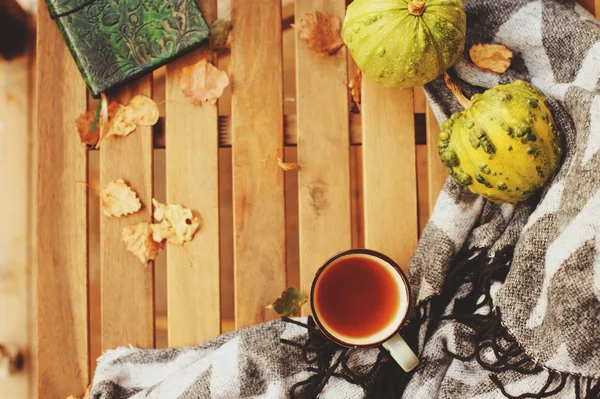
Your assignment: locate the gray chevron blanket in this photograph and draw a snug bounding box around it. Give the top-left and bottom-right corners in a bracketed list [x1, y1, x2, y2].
[90, 0, 600, 397]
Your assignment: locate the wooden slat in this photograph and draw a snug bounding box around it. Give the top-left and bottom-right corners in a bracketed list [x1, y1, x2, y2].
[413, 87, 427, 114]
[100, 77, 154, 351]
[426, 104, 447, 213]
[231, 0, 286, 328]
[36, 1, 89, 396]
[362, 78, 418, 270]
[165, 0, 221, 347]
[0, 54, 31, 398]
[296, 0, 352, 301]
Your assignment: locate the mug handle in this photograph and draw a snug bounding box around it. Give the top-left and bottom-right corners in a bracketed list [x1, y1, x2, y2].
[382, 334, 419, 372]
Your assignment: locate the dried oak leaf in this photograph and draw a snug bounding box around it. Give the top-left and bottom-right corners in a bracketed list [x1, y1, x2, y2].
[122, 223, 164, 265]
[277, 157, 299, 171]
[151, 199, 201, 245]
[349, 70, 362, 111]
[179, 58, 230, 106]
[293, 11, 343, 57]
[267, 287, 307, 317]
[100, 179, 142, 217]
[105, 95, 159, 138]
[470, 44, 513, 74]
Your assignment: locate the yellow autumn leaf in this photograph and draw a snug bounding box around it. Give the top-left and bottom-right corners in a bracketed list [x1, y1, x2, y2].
[100, 179, 142, 218]
[179, 58, 230, 106]
[293, 11, 343, 57]
[122, 223, 164, 265]
[151, 199, 201, 245]
[470, 44, 513, 74]
[104, 95, 159, 138]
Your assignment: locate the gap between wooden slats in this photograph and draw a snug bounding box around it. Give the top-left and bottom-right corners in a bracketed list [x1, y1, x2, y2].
[231, 0, 286, 329]
[100, 77, 155, 351]
[296, 0, 352, 308]
[165, 0, 221, 347]
[36, 0, 89, 396]
[362, 78, 419, 270]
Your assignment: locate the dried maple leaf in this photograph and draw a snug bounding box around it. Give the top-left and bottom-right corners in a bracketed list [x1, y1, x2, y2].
[267, 287, 307, 317]
[470, 44, 513, 74]
[104, 95, 159, 138]
[293, 11, 343, 57]
[122, 223, 164, 265]
[277, 157, 299, 171]
[349, 70, 362, 112]
[151, 199, 201, 245]
[100, 179, 142, 217]
[179, 58, 230, 106]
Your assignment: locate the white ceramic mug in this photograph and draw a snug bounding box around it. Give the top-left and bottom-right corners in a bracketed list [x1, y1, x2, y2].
[310, 249, 419, 372]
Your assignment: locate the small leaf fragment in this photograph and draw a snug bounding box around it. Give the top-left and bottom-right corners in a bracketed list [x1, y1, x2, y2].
[104, 95, 159, 138]
[122, 223, 164, 265]
[349, 70, 362, 112]
[209, 19, 232, 49]
[151, 199, 201, 245]
[267, 287, 307, 317]
[66, 384, 91, 399]
[179, 58, 230, 106]
[277, 157, 299, 171]
[470, 44, 513, 74]
[100, 179, 142, 217]
[293, 11, 343, 57]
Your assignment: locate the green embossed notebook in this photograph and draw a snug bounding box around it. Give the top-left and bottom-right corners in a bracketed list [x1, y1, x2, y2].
[46, 0, 210, 97]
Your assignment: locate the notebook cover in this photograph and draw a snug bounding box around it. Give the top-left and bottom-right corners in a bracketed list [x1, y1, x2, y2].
[46, 0, 210, 97]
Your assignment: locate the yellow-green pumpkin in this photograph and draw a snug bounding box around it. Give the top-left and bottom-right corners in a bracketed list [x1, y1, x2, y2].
[439, 80, 563, 203]
[343, 0, 466, 88]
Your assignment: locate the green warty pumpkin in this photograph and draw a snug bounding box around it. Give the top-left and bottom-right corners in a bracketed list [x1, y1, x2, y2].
[439, 80, 563, 203]
[343, 0, 466, 89]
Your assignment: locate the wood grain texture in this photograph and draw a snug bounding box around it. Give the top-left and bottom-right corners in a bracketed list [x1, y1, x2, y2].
[36, 1, 89, 396]
[426, 104, 447, 213]
[296, 0, 352, 305]
[231, 0, 286, 328]
[362, 77, 418, 271]
[100, 77, 154, 351]
[165, 0, 221, 347]
[0, 55, 31, 399]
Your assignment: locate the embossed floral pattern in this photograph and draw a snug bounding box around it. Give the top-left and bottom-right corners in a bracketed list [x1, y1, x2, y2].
[46, 0, 209, 97]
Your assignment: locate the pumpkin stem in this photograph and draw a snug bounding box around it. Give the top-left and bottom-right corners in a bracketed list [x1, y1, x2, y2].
[444, 73, 473, 109]
[408, 0, 427, 16]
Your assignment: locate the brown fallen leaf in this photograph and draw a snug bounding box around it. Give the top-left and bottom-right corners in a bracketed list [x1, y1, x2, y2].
[349, 70, 362, 112]
[76, 109, 100, 146]
[122, 223, 164, 265]
[277, 157, 299, 171]
[104, 95, 159, 138]
[151, 199, 201, 245]
[179, 58, 230, 106]
[293, 11, 343, 57]
[470, 44, 513, 74]
[100, 179, 142, 217]
[76, 102, 120, 146]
